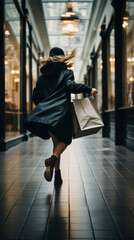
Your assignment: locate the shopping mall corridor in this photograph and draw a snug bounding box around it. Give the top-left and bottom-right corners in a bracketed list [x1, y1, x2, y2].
[0, 135, 134, 240]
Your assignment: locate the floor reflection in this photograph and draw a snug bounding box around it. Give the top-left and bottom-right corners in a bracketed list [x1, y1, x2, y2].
[45, 186, 68, 240]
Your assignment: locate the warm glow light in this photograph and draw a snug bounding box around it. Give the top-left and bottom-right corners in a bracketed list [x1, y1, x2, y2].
[14, 78, 20, 82]
[111, 67, 115, 73]
[5, 30, 10, 37]
[109, 58, 115, 62]
[123, 17, 128, 20]
[127, 58, 134, 62]
[67, 12, 75, 15]
[129, 77, 134, 82]
[11, 70, 20, 74]
[122, 21, 128, 29]
[67, 24, 74, 30]
[61, 14, 70, 17]
[5, 60, 8, 65]
[62, 21, 79, 35]
[63, 26, 78, 31]
[60, 4, 80, 36]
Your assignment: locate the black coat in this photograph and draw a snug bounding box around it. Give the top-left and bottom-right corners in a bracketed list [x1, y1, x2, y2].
[23, 62, 92, 145]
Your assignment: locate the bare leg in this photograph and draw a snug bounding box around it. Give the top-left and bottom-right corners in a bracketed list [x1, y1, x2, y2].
[50, 132, 67, 159]
[44, 132, 66, 183]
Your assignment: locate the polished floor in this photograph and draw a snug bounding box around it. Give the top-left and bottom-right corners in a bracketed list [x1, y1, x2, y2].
[0, 134, 134, 240]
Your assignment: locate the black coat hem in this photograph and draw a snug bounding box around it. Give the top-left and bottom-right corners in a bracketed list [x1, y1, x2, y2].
[23, 121, 72, 146]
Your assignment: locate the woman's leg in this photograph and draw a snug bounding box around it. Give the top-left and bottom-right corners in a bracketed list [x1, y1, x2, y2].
[51, 134, 60, 170]
[44, 132, 67, 182]
[50, 132, 67, 159]
[50, 133, 67, 186]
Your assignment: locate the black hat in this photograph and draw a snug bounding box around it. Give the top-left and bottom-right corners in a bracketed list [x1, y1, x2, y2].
[49, 47, 65, 57]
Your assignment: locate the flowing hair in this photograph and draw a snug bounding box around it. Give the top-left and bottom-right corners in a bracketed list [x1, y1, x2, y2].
[40, 48, 76, 68]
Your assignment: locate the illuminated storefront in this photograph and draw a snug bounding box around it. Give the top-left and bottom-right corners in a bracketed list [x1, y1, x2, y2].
[0, 0, 41, 150]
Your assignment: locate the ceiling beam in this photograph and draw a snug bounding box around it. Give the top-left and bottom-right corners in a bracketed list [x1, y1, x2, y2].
[28, 0, 50, 55]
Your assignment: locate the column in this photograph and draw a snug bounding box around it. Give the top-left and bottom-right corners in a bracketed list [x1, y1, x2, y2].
[100, 23, 109, 137]
[29, 23, 33, 112]
[20, 0, 27, 134]
[90, 51, 96, 88]
[111, 0, 126, 145]
[0, 0, 5, 142]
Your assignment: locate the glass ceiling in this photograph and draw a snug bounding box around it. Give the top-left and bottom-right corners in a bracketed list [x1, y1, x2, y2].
[41, 1, 94, 82]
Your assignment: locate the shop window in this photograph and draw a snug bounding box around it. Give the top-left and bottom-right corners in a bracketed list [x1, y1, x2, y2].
[125, 1, 134, 107]
[108, 28, 115, 109]
[32, 58, 38, 108]
[32, 58, 38, 89]
[26, 46, 30, 113]
[96, 48, 102, 111]
[5, 0, 21, 139]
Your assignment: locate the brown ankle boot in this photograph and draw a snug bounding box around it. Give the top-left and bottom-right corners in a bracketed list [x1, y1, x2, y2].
[44, 155, 58, 182]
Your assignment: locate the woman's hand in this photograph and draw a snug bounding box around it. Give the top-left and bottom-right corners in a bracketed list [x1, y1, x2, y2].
[90, 88, 98, 95]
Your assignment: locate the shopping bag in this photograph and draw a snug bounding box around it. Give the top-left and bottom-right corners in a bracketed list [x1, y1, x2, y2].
[72, 96, 104, 139]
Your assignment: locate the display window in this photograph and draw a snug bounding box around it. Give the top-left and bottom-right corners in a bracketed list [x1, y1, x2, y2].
[26, 46, 30, 113]
[108, 28, 115, 109]
[32, 57, 38, 108]
[5, 0, 21, 138]
[96, 48, 102, 111]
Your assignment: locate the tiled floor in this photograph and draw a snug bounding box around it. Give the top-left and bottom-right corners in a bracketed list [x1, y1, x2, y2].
[0, 134, 134, 240]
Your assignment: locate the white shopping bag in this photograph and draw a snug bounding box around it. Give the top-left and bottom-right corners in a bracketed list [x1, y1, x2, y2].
[72, 96, 104, 139]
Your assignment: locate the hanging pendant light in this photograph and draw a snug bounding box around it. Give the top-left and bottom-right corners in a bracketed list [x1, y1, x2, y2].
[60, 3, 80, 36]
[122, 9, 129, 29]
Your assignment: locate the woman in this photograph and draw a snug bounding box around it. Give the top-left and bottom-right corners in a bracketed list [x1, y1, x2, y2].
[23, 47, 98, 186]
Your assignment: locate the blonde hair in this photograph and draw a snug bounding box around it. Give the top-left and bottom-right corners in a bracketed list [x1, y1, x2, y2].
[40, 48, 76, 68]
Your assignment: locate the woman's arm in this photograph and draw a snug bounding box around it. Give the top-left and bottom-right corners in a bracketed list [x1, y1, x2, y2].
[65, 70, 98, 95]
